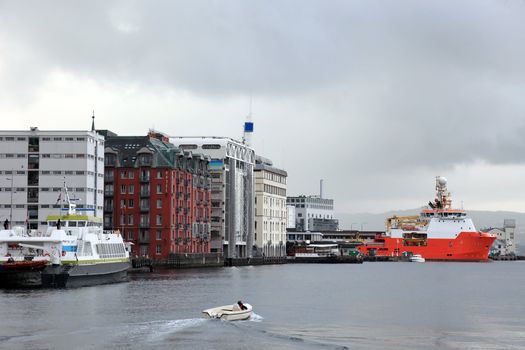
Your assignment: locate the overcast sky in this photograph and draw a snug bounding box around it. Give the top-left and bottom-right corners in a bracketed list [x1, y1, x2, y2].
[1, 0, 524, 213]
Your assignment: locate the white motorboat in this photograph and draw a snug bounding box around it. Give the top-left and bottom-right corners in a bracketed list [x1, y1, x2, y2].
[202, 303, 252, 321]
[409, 254, 425, 262]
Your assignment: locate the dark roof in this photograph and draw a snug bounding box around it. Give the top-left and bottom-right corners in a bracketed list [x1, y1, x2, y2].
[104, 134, 208, 169]
[254, 162, 287, 176]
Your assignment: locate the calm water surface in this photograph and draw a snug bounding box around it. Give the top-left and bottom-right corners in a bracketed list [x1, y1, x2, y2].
[1, 262, 524, 349]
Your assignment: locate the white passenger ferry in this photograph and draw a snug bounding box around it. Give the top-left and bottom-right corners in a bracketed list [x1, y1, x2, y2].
[0, 187, 130, 288]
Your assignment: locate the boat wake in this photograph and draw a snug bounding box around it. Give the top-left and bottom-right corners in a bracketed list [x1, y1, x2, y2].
[249, 312, 264, 322]
[141, 318, 207, 340]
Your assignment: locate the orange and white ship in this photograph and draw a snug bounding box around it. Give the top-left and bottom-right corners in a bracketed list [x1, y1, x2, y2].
[358, 176, 496, 261]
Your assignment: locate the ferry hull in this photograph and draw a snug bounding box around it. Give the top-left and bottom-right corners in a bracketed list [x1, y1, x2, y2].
[41, 261, 130, 288]
[358, 232, 496, 262]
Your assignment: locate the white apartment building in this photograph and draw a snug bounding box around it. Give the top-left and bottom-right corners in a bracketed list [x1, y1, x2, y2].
[254, 156, 287, 257]
[488, 219, 516, 256]
[0, 128, 104, 230]
[286, 205, 296, 229]
[287, 195, 338, 232]
[170, 137, 255, 258]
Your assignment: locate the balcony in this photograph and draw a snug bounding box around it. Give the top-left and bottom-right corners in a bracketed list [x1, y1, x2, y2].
[140, 190, 150, 197]
[140, 221, 150, 228]
[140, 205, 150, 212]
[140, 175, 150, 182]
[139, 235, 150, 243]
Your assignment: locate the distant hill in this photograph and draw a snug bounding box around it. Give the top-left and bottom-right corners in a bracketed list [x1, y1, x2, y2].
[337, 209, 525, 254]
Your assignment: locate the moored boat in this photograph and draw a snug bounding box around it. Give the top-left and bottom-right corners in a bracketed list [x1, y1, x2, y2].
[0, 259, 48, 288]
[0, 185, 130, 288]
[409, 254, 425, 263]
[358, 177, 496, 261]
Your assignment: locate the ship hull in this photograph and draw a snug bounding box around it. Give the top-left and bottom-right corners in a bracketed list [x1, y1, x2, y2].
[358, 232, 496, 261]
[0, 270, 43, 288]
[41, 261, 130, 288]
[0, 261, 48, 288]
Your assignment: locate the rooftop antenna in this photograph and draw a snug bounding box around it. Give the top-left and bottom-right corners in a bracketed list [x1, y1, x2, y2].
[91, 110, 95, 132]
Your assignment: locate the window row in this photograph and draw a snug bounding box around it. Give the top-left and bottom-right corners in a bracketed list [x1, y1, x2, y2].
[263, 184, 286, 197]
[263, 171, 287, 184]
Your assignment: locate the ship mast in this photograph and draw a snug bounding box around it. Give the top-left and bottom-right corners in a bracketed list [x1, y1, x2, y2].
[63, 181, 77, 215]
[434, 176, 452, 210]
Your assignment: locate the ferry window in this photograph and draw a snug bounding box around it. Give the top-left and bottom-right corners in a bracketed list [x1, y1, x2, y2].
[69, 221, 77, 227]
[48, 221, 57, 227]
[78, 221, 86, 227]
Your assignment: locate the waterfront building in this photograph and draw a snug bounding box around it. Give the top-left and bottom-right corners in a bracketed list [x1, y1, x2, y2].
[170, 137, 255, 258]
[287, 183, 338, 232]
[487, 219, 516, 256]
[0, 126, 104, 230]
[286, 231, 323, 243]
[286, 205, 296, 229]
[254, 155, 287, 257]
[102, 130, 211, 258]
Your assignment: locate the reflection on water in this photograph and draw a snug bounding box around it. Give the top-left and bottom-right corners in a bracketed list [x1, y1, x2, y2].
[1, 262, 524, 349]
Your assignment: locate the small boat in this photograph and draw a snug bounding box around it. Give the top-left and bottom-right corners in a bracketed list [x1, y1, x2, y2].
[202, 303, 252, 321]
[410, 254, 425, 262]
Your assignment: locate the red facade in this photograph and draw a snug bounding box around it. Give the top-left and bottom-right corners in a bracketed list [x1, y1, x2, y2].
[103, 132, 211, 259]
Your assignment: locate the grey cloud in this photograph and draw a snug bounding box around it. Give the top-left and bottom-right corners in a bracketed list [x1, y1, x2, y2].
[1, 0, 525, 212]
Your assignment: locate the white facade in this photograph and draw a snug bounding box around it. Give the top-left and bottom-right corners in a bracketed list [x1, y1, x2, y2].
[286, 205, 296, 229]
[254, 157, 287, 257]
[488, 219, 516, 256]
[286, 196, 336, 231]
[0, 129, 104, 230]
[170, 137, 255, 258]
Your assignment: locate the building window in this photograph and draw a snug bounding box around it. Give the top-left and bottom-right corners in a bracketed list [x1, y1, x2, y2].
[156, 184, 162, 194]
[128, 215, 133, 225]
[127, 230, 133, 240]
[128, 199, 134, 208]
[156, 230, 162, 240]
[156, 199, 162, 209]
[156, 214, 162, 225]
[156, 245, 161, 255]
[128, 185, 134, 194]
[157, 171, 163, 179]
[121, 185, 126, 194]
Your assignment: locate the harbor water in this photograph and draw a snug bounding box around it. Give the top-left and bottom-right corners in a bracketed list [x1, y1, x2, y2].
[1, 262, 524, 350]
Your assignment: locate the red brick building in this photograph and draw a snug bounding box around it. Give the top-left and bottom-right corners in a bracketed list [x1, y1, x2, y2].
[101, 130, 211, 259]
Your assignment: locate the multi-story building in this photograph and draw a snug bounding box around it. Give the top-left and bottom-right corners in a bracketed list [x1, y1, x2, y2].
[286, 205, 296, 229]
[287, 193, 338, 232]
[0, 127, 104, 230]
[254, 156, 287, 257]
[102, 130, 211, 258]
[488, 219, 516, 256]
[170, 137, 255, 258]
